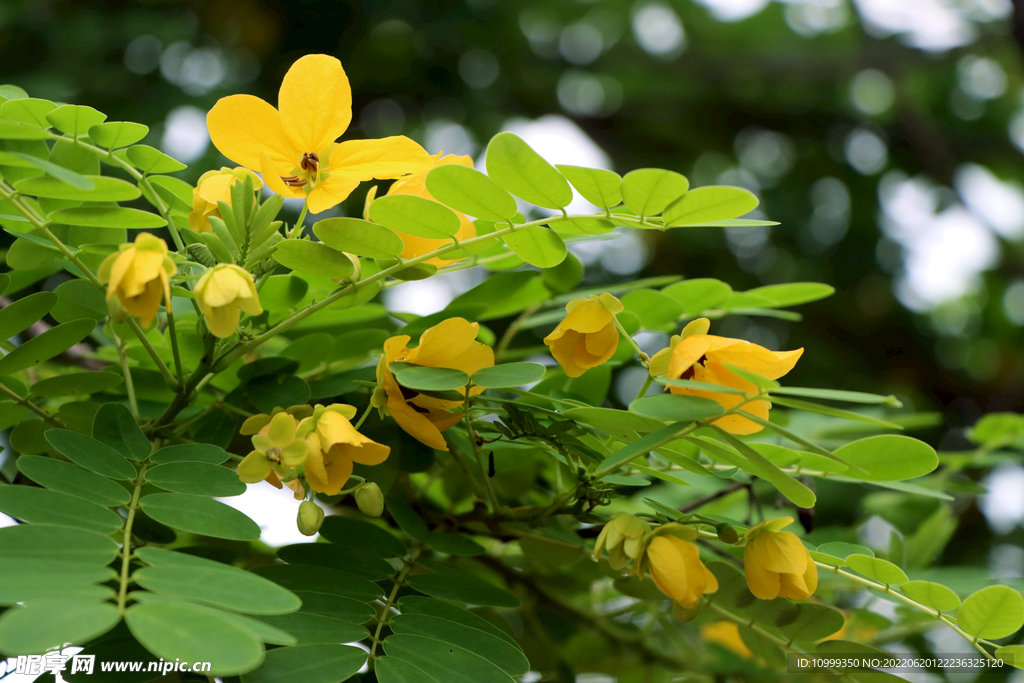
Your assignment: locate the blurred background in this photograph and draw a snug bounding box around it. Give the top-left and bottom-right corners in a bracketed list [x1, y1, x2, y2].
[2, 0, 1023, 540]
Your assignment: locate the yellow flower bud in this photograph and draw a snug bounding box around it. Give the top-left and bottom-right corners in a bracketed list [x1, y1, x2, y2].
[296, 501, 324, 536]
[645, 532, 718, 609]
[97, 232, 176, 328]
[195, 264, 263, 339]
[302, 405, 389, 496]
[593, 513, 649, 570]
[544, 294, 621, 378]
[743, 517, 817, 600]
[188, 167, 260, 233]
[355, 482, 385, 517]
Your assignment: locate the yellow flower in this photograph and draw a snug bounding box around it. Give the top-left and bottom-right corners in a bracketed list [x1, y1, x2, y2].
[376, 317, 494, 451]
[189, 167, 261, 233]
[301, 404, 390, 496]
[665, 325, 803, 435]
[544, 293, 623, 378]
[743, 517, 818, 600]
[645, 532, 719, 609]
[593, 512, 649, 570]
[237, 411, 310, 484]
[701, 621, 754, 658]
[195, 264, 263, 339]
[98, 232, 176, 328]
[207, 54, 432, 214]
[386, 152, 477, 266]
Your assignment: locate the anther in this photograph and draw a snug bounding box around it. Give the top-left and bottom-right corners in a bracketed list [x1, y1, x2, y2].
[280, 175, 306, 188]
[300, 152, 319, 174]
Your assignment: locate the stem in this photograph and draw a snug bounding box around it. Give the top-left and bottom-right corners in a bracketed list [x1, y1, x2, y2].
[462, 393, 500, 514]
[165, 310, 186, 388]
[117, 462, 148, 615]
[124, 317, 179, 391]
[678, 481, 747, 513]
[495, 302, 543, 360]
[633, 373, 655, 402]
[369, 547, 420, 662]
[0, 381, 63, 427]
[615, 316, 649, 365]
[353, 403, 373, 430]
[112, 323, 142, 419]
[289, 203, 309, 239]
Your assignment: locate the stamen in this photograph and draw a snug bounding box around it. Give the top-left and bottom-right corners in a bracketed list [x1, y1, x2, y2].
[280, 175, 306, 188]
[300, 152, 319, 173]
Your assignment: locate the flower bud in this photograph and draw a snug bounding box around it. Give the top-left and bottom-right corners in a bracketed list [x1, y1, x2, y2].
[296, 501, 324, 536]
[593, 513, 649, 570]
[716, 522, 739, 544]
[106, 296, 128, 324]
[355, 482, 384, 517]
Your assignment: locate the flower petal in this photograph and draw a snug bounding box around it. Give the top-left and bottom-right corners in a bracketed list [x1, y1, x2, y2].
[326, 136, 433, 182]
[306, 174, 361, 214]
[278, 54, 352, 155]
[208, 94, 298, 170]
[744, 545, 781, 600]
[407, 318, 480, 367]
[668, 335, 714, 380]
[260, 152, 306, 201]
[749, 531, 807, 574]
[547, 330, 587, 378]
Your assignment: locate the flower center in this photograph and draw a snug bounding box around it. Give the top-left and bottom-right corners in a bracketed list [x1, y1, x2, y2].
[680, 354, 708, 381]
[280, 152, 321, 188]
[265, 446, 282, 464]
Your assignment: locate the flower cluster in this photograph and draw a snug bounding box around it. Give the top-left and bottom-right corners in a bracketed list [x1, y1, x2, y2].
[237, 403, 389, 498]
[592, 514, 817, 612]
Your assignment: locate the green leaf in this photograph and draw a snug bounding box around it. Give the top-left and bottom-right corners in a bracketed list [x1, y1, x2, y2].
[832, 435, 938, 482]
[274, 240, 355, 280]
[392, 363, 470, 391]
[255, 612, 368, 645]
[148, 175, 194, 211]
[318, 516, 407, 557]
[541, 251, 583, 294]
[406, 570, 520, 608]
[30, 371, 123, 397]
[595, 423, 691, 475]
[0, 524, 119, 563]
[46, 105, 107, 136]
[151, 443, 231, 465]
[291, 591, 376, 623]
[776, 603, 845, 643]
[5, 151, 93, 189]
[88, 121, 149, 148]
[123, 144, 186, 173]
[425, 163, 518, 222]
[745, 283, 835, 307]
[551, 216, 615, 235]
[0, 558, 116, 585]
[49, 206, 167, 229]
[486, 132, 573, 209]
[145, 462, 246, 497]
[564, 406, 667, 439]
[133, 557, 302, 615]
[1, 98, 56, 127]
[17, 175, 138, 202]
[845, 554, 908, 585]
[0, 120, 50, 139]
[251, 564, 384, 602]
[662, 185, 759, 226]
[810, 542, 874, 567]
[0, 579, 115, 607]
[996, 645, 1024, 669]
[93, 402, 151, 460]
[630, 394, 724, 422]
[662, 278, 732, 315]
[555, 165, 622, 208]
[0, 85, 28, 101]
[277, 543, 396, 581]
[471, 362, 547, 388]
[900, 581, 961, 612]
[391, 613, 528, 676]
[653, 377, 747, 394]
[241, 644, 367, 683]
[620, 168, 689, 217]
[622, 288, 686, 330]
[0, 291, 57, 340]
[125, 601, 265, 676]
[423, 532, 486, 557]
[502, 226, 567, 267]
[382, 634, 516, 683]
[314, 216, 405, 258]
[0, 599, 120, 656]
[44, 428, 137, 480]
[16, 455, 131, 507]
[769, 386, 900, 405]
[51, 278, 107, 322]
[140, 493, 261, 541]
[370, 194, 461, 238]
[769, 396, 902, 429]
[375, 657, 439, 683]
[0, 487, 123, 534]
[957, 586, 1024, 639]
[706, 429, 817, 508]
